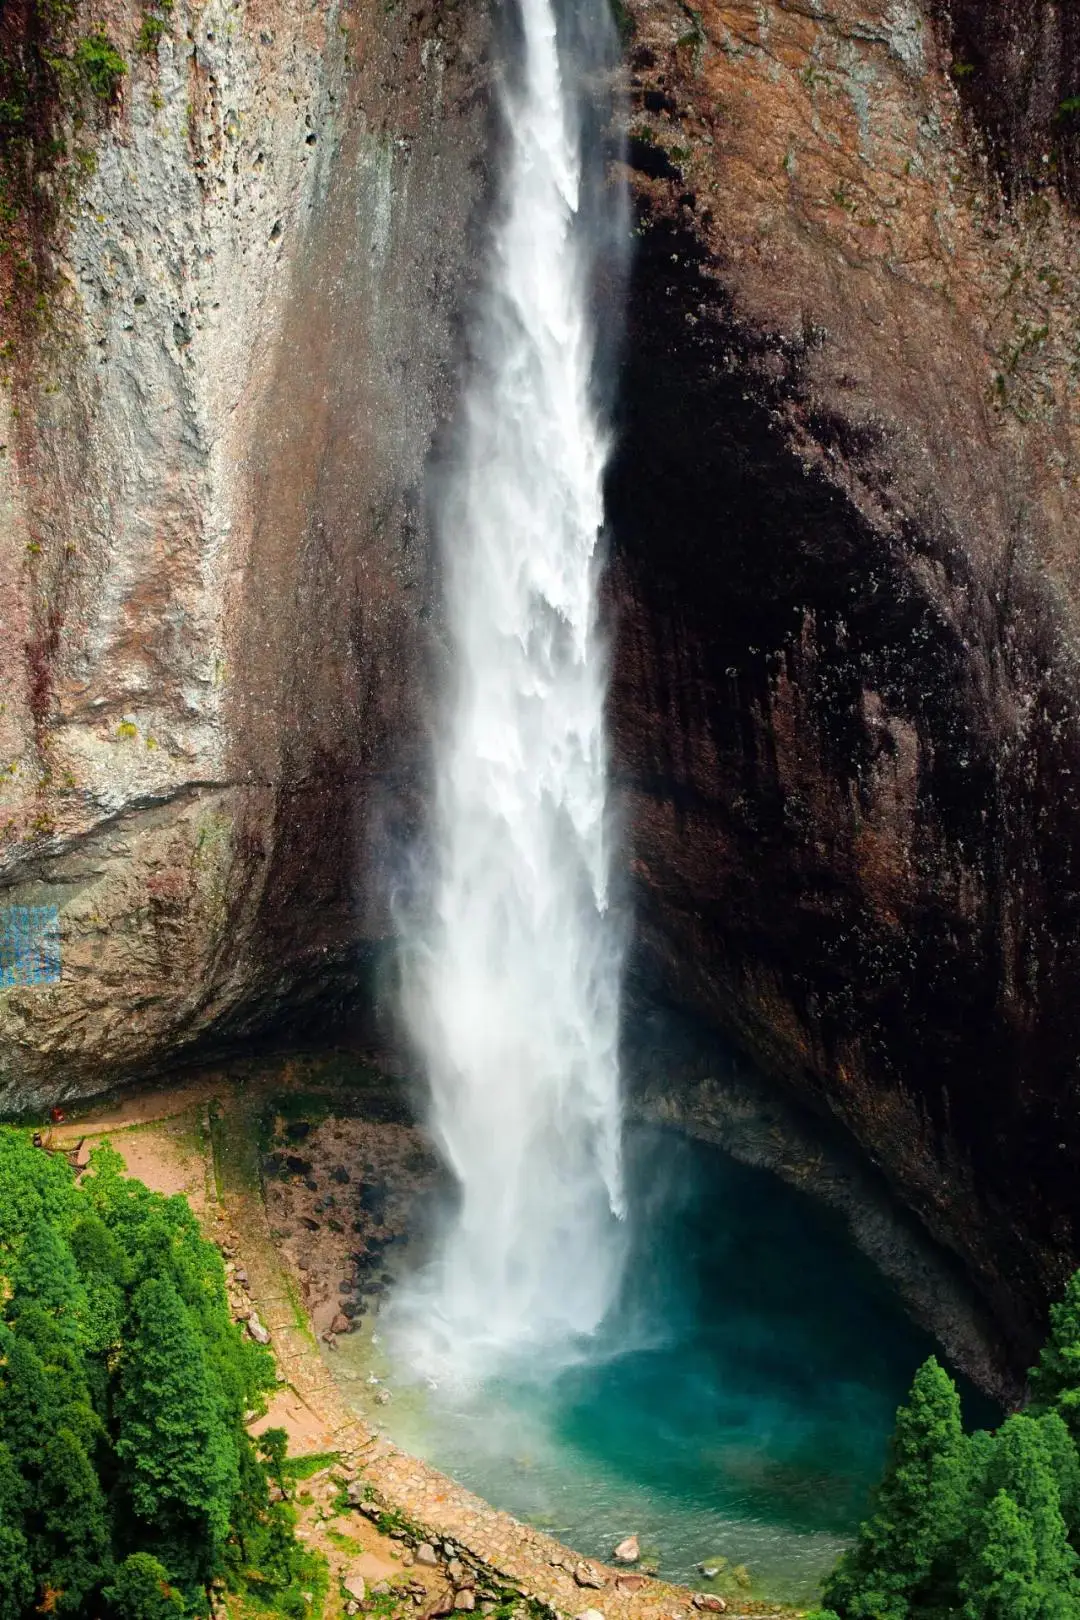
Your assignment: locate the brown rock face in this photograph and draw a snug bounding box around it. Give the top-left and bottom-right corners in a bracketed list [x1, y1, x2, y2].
[608, 0, 1080, 1365]
[930, 0, 1080, 205]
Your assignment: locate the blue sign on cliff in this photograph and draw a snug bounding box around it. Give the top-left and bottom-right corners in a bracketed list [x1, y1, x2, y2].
[0, 906, 61, 987]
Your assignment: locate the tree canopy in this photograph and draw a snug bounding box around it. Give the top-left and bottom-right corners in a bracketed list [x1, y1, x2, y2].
[813, 1285, 1080, 1620]
[0, 1129, 321, 1618]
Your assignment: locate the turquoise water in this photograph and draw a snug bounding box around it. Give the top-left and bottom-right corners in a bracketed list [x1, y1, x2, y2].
[347, 1128, 991, 1607]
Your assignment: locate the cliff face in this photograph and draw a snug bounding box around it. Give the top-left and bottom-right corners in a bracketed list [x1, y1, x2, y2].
[2, 0, 1079, 1367]
[608, 0, 1080, 1364]
[932, 0, 1080, 206]
[0, 0, 488, 1102]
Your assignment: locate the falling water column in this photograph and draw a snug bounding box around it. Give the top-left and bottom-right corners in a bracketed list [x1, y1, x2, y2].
[399, 0, 628, 1378]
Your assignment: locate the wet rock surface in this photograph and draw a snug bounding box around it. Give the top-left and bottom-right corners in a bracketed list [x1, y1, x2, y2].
[607, 0, 1080, 1371]
[261, 1102, 440, 1344]
[929, 0, 1080, 206]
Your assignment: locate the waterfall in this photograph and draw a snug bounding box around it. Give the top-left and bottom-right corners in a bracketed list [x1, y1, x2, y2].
[396, 0, 628, 1379]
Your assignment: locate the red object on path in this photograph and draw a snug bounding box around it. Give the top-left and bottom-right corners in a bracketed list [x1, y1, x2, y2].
[49, 1106, 65, 1123]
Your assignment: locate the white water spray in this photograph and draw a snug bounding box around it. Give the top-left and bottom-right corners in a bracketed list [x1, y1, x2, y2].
[397, 0, 628, 1378]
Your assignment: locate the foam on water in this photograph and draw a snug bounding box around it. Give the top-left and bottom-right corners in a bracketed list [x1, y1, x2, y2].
[351, 1130, 994, 1606]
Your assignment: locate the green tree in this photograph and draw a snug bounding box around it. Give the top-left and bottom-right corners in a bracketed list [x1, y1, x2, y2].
[70, 1211, 128, 1358]
[106, 1552, 186, 1620]
[960, 1469, 1080, 1620]
[0, 1328, 54, 1477]
[1034, 1411, 1080, 1538]
[223, 1431, 328, 1616]
[0, 1305, 102, 1465]
[88, 1155, 272, 1426]
[6, 1212, 86, 1338]
[115, 1278, 237, 1567]
[0, 1130, 79, 1248]
[257, 1428, 289, 1490]
[961, 1489, 1041, 1620]
[1031, 1273, 1080, 1436]
[976, 1416, 1080, 1610]
[823, 1357, 971, 1619]
[0, 1517, 34, 1620]
[70, 1209, 128, 1284]
[0, 1128, 316, 1617]
[0, 1444, 33, 1620]
[31, 1427, 112, 1614]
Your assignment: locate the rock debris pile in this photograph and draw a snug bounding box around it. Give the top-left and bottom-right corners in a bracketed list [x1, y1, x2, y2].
[260, 1106, 440, 1344]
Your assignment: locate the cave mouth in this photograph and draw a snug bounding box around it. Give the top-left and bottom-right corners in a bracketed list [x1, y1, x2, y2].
[333, 1120, 995, 1606]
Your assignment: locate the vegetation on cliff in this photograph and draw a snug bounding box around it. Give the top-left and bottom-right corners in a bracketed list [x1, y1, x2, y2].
[0, 1130, 323, 1618]
[0, 0, 127, 364]
[812, 1277, 1080, 1618]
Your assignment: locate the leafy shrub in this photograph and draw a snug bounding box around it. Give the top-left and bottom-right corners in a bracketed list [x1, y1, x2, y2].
[137, 2, 174, 57]
[72, 32, 126, 103]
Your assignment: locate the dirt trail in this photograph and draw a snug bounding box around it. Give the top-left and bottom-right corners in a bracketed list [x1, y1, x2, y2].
[44, 1060, 794, 1620]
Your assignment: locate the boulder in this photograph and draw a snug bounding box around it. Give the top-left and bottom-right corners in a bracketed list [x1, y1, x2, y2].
[613, 1537, 639, 1565]
[454, 1594, 476, 1613]
[573, 1564, 605, 1590]
[415, 1544, 439, 1568]
[246, 1313, 270, 1346]
[344, 1575, 366, 1603]
[692, 1599, 726, 1614]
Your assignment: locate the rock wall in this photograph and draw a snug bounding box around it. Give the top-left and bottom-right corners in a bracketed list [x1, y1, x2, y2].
[931, 0, 1080, 205]
[3, 0, 1080, 1373]
[0, 0, 489, 1105]
[607, 0, 1080, 1367]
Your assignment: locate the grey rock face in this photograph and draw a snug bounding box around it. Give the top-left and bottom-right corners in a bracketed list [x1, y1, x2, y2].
[0, 0, 492, 1106]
